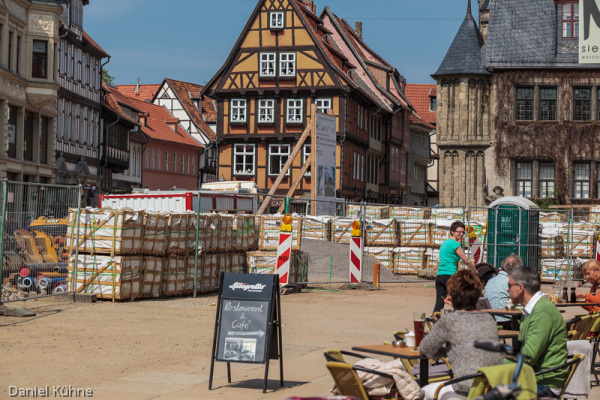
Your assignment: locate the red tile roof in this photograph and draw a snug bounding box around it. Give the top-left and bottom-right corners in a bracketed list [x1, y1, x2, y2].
[410, 111, 435, 129]
[116, 84, 160, 102]
[405, 84, 437, 125]
[102, 83, 139, 126]
[163, 78, 217, 141]
[82, 30, 109, 58]
[111, 86, 204, 150]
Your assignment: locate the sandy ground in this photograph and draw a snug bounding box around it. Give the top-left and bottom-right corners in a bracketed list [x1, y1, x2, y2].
[0, 281, 597, 400]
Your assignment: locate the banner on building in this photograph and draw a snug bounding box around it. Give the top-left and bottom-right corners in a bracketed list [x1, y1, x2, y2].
[314, 112, 337, 216]
[580, 0, 600, 63]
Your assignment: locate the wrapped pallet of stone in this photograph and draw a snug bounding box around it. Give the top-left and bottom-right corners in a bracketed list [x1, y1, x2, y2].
[257, 214, 302, 250]
[429, 221, 450, 248]
[67, 254, 142, 301]
[331, 217, 358, 244]
[233, 215, 247, 251]
[539, 234, 564, 259]
[140, 256, 163, 299]
[346, 204, 361, 218]
[167, 212, 194, 255]
[231, 252, 246, 274]
[364, 247, 393, 271]
[469, 209, 488, 223]
[142, 212, 169, 256]
[294, 251, 309, 283]
[197, 213, 220, 253]
[539, 211, 568, 223]
[561, 228, 597, 258]
[201, 253, 220, 292]
[247, 251, 277, 274]
[390, 207, 431, 220]
[183, 255, 199, 295]
[302, 215, 331, 241]
[398, 220, 430, 247]
[422, 248, 439, 279]
[540, 258, 570, 283]
[218, 214, 235, 252]
[392, 247, 426, 275]
[66, 208, 144, 255]
[365, 219, 399, 247]
[590, 206, 600, 224]
[162, 255, 187, 297]
[346, 204, 390, 219]
[430, 207, 466, 225]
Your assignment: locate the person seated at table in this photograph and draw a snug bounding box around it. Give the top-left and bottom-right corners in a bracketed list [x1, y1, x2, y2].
[483, 254, 522, 328]
[575, 259, 600, 314]
[506, 267, 568, 398]
[420, 270, 502, 400]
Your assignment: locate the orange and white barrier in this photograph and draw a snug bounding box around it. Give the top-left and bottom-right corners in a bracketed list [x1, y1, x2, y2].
[349, 220, 363, 283]
[468, 226, 483, 265]
[276, 214, 293, 285]
[596, 232, 600, 262]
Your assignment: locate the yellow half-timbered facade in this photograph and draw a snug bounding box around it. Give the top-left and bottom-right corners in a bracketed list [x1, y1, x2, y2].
[203, 0, 413, 204]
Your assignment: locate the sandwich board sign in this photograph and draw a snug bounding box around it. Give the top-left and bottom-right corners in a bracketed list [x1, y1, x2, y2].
[209, 272, 283, 393]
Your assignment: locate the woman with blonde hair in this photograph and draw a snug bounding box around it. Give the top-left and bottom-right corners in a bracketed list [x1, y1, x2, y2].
[576, 259, 600, 313]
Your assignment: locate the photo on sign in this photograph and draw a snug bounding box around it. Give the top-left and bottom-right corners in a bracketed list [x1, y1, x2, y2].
[317, 165, 324, 196]
[324, 166, 335, 197]
[223, 337, 257, 361]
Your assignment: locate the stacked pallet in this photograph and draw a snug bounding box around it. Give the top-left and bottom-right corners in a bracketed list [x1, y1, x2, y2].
[246, 250, 309, 283]
[66, 208, 255, 300]
[302, 216, 331, 241]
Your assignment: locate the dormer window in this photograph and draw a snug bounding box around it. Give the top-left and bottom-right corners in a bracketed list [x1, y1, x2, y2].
[562, 1, 579, 38]
[269, 12, 284, 29]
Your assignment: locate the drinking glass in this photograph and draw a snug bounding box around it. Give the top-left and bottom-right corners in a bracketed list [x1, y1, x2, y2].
[413, 312, 426, 349]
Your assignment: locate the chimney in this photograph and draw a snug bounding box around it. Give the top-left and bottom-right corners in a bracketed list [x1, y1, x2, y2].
[355, 22, 362, 39]
[300, 0, 316, 13]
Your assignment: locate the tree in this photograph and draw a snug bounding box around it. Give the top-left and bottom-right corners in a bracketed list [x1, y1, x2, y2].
[102, 69, 115, 85]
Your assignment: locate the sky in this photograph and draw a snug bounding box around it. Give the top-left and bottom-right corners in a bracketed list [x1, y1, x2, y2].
[85, 0, 479, 87]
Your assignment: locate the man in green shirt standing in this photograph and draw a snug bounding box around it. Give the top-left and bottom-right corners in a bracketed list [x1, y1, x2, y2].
[507, 267, 568, 397]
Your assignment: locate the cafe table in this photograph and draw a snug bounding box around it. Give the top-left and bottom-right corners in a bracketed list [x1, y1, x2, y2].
[479, 308, 523, 330]
[554, 302, 600, 308]
[352, 344, 429, 387]
[497, 330, 519, 340]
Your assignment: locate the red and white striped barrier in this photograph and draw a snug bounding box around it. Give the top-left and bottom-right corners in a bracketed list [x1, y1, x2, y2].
[596, 233, 600, 262]
[276, 214, 294, 285]
[349, 220, 363, 283]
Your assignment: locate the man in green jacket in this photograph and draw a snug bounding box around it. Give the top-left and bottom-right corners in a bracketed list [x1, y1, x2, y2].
[507, 267, 568, 397]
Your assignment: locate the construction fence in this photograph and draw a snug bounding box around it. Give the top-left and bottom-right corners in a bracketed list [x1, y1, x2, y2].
[3, 184, 597, 304]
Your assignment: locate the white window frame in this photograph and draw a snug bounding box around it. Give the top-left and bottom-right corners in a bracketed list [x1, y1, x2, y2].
[269, 11, 284, 29]
[573, 162, 590, 199]
[279, 52, 296, 77]
[286, 99, 303, 123]
[316, 98, 332, 114]
[258, 99, 275, 123]
[165, 151, 169, 171]
[234, 143, 255, 175]
[259, 52, 276, 77]
[173, 152, 177, 172]
[303, 144, 311, 176]
[230, 99, 247, 123]
[515, 162, 532, 197]
[157, 150, 161, 170]
[269, 144, 290, 176]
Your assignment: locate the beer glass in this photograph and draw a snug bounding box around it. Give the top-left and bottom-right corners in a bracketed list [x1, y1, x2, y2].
[413, 312, 426, 348]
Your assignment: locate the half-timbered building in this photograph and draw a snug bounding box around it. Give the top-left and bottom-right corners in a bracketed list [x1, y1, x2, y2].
[152, 78, 217, 185]
[56, 0, 108, 204]
[202, 0, 414, 203]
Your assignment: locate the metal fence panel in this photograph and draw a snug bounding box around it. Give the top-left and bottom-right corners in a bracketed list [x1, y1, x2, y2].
[1, 181, 81, 303]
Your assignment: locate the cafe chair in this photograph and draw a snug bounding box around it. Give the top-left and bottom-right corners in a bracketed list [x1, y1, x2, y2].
[388, 333, 454, 384]
[565, 315, 597, 341]
[535, 353, 585, 400]
[324, 349, 369, 363]
[431, 363, 537, 400]
[325, 360, 401, 400]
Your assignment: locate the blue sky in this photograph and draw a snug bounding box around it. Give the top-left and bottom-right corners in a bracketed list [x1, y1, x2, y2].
[85, 0, 479, 86]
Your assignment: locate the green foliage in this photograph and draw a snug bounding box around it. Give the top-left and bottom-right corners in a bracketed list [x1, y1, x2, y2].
[532, 197, 560, 210]
[102, 69, 115, 85]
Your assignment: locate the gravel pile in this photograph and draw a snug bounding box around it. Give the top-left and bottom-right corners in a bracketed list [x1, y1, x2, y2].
[300, 239, 426, 284]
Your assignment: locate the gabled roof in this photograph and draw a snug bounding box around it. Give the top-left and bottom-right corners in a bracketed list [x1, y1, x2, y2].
[409, 112, 435, 130]
[120, 94, 204, 150]
[160, 78, 216, 141]
[102, 83, 139, 126]
[432, 1, 487, 77]
[321, 7, 411, 112]
[82, 29, 108, 58]
[405, 84, 436, 125]
[202, 0, 353, 96]
[117, 84, 160, 102]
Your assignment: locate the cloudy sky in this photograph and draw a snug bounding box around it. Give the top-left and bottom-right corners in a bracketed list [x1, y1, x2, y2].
[85, 0, 478, 86]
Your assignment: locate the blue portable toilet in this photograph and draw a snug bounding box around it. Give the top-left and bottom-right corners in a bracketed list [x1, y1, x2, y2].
[487, 196, 540, 272]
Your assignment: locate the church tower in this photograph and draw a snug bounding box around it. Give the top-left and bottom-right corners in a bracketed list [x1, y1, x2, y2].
[432, 0, 491, 207]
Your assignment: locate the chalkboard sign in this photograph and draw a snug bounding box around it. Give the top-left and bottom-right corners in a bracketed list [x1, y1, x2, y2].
[209, 272, 283, 392]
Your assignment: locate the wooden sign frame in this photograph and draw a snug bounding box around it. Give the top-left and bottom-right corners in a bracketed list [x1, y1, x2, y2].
[208, 272, 283, 393]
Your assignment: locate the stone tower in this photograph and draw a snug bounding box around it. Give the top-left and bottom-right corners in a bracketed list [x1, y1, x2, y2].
[431, 0, 492, 207]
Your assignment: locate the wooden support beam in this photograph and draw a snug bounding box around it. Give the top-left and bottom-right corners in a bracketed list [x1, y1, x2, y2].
[276, 154, 312, 214]
[256, 119, 313, 215]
